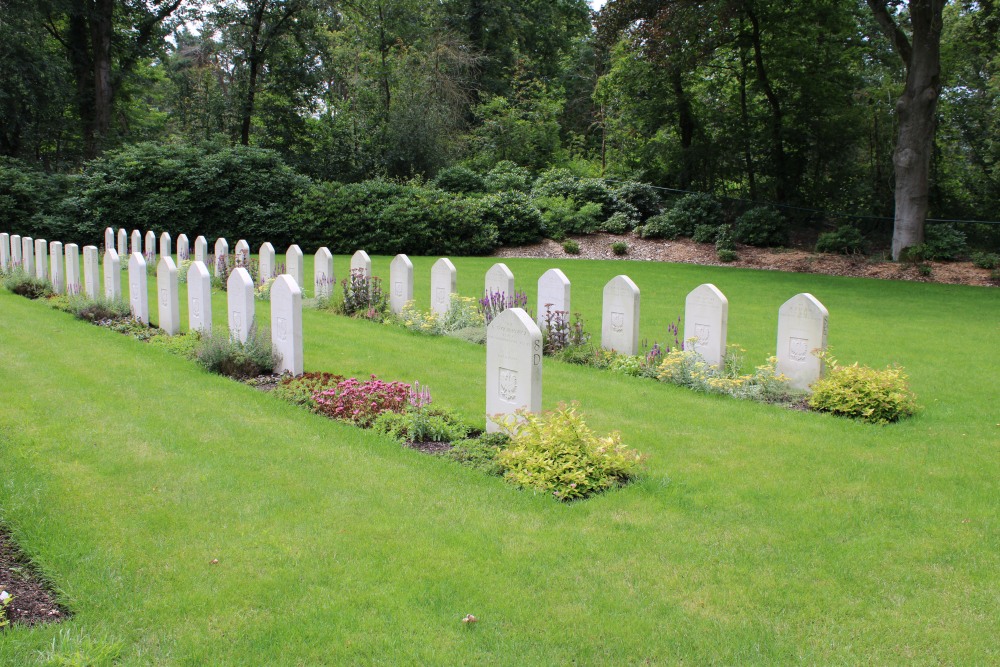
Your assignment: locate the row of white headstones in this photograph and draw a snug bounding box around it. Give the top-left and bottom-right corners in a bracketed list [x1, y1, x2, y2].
[1, 229, 829, 432]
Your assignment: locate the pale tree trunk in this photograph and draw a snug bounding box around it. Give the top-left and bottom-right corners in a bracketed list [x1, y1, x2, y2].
[868, 0, 945, 261]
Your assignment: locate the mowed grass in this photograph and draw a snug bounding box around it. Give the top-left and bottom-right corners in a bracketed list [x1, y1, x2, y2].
[1, 255, 998, 665]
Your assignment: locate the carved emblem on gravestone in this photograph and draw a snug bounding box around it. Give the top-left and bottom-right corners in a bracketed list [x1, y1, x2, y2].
[611, 311, 624, 333]
[695, 323, 711, 345]
[232, 311, 241, 329]
[276, 317, 287, 341]
[499, 368, 518, 402]
[789, 337, 808, 362]
[395, 281, 402, 297]
[131, 283, 138, 300]
[160, 289, 167, 307]
[436, 287, 446, 304]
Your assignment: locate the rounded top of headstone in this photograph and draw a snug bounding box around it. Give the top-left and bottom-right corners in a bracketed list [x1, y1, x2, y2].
[260, 241, 275, 252]
[105, 247, 118, 260]
[352, 249, 371, 262]
[157, 255, 177, 273]
[105, 226, 113, 233]
[50, 240, 62, 249]
[391, 253, 412, 268]
[195, 235, 206, 243]
[539, 267, 570, 286]
[228, 266, 254, 290]
[603, 274, 639, 295]
[145, 230, 155, 238]
[287, 244, 302, 254]
[432, 257, 456, 271]
[487, 307, 542, 338]
[687, 283, 727, 304]
[271, 273, 302, 299]
[177, 233, 188, 241]
[128, 251, 145, 268]
[316, 246, 333, 259]
[487, 262, 514, 279]
[188, 260, 210, 280]
[779, 292, 828, 318]
[160, 231, 170, 241]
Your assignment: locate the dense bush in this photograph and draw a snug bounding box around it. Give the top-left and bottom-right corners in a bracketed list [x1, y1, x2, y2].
[808, 353, 917, 424]
[658, 192, 724, 237]
[433, 166, 486, 193]
[611, 241, 628, 255]
[907, 224, 968, 261]
[494, 404, 645, 501]
[0, 158, 82, 243]
[734, 207, 788, 247]
[612, 181, 663, 222]
[3, 270, 51, 299]
[692, 224, 719, 243]
[479, 191, 543, 246]
[715, 225, 736, 252]
[971, 251, 1000, 269]
[601, 211, 633, 234]
[195, 324, 280, 379]
[79, 143, 310, 249]
[534, 195, 603, 239]
[815, 226, 865, 254]
[639, 213, 682, 239]
[562, 239, 580, 254]
[484, 161, 532, 192]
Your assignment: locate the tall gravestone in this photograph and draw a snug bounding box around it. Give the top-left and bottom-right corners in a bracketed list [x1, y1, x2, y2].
[82, 245, 99, 298]
[176, 233, 189, 262]
[536, 268, 571, 329]
[104, 227, 114, 252]
[34, 239, 47, 281]
[188, 261, 212, 334]
[486, 308, 543, 433]
[49, 242, 64, 294]
[10, 234, 21, 268]
[684, 284, 729, 368]
[601, 275, 640, 355]
[0, 233, 9, 271]
[157, 256, 180, 335]
[194, 236, 208, 263]
[117, 228, 127, 257]
[430, 258, 456, 315]
[130, 230, 141, 255]
[104, 248, 121, 300]
[350, 250, 372, 278]
[159, 232, 171, 259]
[389, 254, 413, 314]
[314, 247, 334, 298]
[271, 275, 303, 375]
[21, 237, 34, 276]
[485, 262, 515, 298]
[234, 239, 250, 266]
[144, 231, 156, 263]
[64, 244, 79, 294]
[227, 267, 255, 343]
[776, 293, 829, 390]
[286, 244, 304, 288]
[259, 242, 276, 283]
[127, 252, 149, 324]
[214, 238, 228, 277]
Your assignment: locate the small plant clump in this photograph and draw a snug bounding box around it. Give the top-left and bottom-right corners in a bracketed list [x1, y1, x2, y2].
[399, 295, 485, 338]
[0, 590, 12, 629]
[717, 249, 738, 263]
[562, 239, 581, 254]
[971, 251, 999, 269]
[314, 374, 413, 427]
[3, 270, 52, 299]
[336, 269, 389, 319]
[479, 289, 529, 325]
[808, 351, 917, 424]
[65, 294, 131, 322]
[195, 323, 281, 379]
[657, 342, 800, 403]
[445, 433, 510, 475]
[372, 407, 471, 445]
[494, 404, 645, 501]
[611, 241, 628, 256]
[815, 226, 865, 254]
[272, 372, 344, 410]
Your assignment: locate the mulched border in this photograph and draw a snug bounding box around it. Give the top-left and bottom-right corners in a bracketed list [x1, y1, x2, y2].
[0, 528, 67, 627]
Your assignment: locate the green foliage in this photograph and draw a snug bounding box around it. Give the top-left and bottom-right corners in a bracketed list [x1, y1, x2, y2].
[147, 331, 200, 359]
[601, 211, 633, 234]
[611, 241, 628, 255]
[534, 195, 603, 239]
[0, 159, 81, 241]
[398, 295, 484, 337]
[484, 161, 532, 192]
[639, 213, 682, 239]
[815, 226, 865, 254]
[717, 249, 738, 263]
[612, 181, 663, 222]
[336, 270, 389, 320]
[480, 191, 543, 246]
[660, 193, 723, 237]
[734, 207, 788, 247]
[445, 433, 510, 475]
[64, 294, 131, 322]
[0, 590, 11, 629]
[3, 270, 52, 299]
[562, 239, 581, 254]
[907, 224, 968, 261]
[971, 251, 999, 269]
[433, 166, 486, 193]
[372, 407, 471, 444]
[272, 372, 344, 410]
[692, 224, 719, 244]
[495, 405, 645, 501]
[808, 352, 918, 424]
[715, 225, 736, 252]
[101, 317, 156, 341]
[466, 84, 566, 171]
[657, 344, 799, 403]
[195, 324, 280, 380]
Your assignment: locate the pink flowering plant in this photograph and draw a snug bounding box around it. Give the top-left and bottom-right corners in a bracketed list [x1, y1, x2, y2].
[313, 374, 414, 427]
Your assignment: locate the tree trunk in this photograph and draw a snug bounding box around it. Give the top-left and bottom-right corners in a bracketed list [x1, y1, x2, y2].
[91, 0, 114, 153]
[241, 1, 268, 145]
[670, 66, 695, 190]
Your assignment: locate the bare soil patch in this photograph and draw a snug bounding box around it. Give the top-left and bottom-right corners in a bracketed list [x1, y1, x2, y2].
[0, 529, 66, 627]
[493, 233, 996, 287]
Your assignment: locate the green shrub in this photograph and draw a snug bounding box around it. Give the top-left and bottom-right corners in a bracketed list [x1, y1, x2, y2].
[611, 241, 628, 255]
[735, 207, 787, 247]
[433, 166, 486, 193]
[272, 372, 344, 410]
[534, 195, 603, 239]
[717, 248, 738, 263]
[612, 181, 663, 222]
[562, 239, 581, 254]
[815, 226, 865, 254]
[639, 213, 682, 239]
[660, 192, 723, 237]
[399, 295, 484, 337]
[3, 270, 51, 299]
[195, 324, 280, 379]
[446, 433, 510, 475]
[601, 211, 633, 234]
[484, 161, 532, 192]
[495, 404, 645, 501]
[148, 331, 200, 359]
[657, 344, 798, 403]
[65, 294, 131, 322]
[372, 407, 471, 444]
[808, 352, 917, 424]
[692, 224, 719, 244]
[906, 224, 968, 261]
[715, 225, 736, 252]
[480, 191, 543, 246]
[971, 251, 1000, 269]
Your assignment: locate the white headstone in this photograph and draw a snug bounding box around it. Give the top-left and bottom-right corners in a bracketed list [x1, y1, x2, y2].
[536, 268, 571, 329]
[64, 243, 79, 294]
[271, 275, 303, 375]
[10, 234, 21, 269]
[82, 245, 99, 298]
[214, 238, 228, 276]
[176, 233, 189, 263]
[21, 237, 33, 276]
[430, 258, 456, 315]
[159, 232, 171, 259]
[144, 231, 156, 263]
[194, 236, 208, 263]
[117, 228, 127, 257]
[286, 244, 304, 288]
[34, 238, 47, 281]
[130, 230, 141, 255]
[234, 239, 250, 266]
[259, 242, 276, 283]
[227, 267, 255, 343]
[486, 308, 543, 434]
[485, 262, 515, 298]
[314, 247, 334, 298]
[127, 252, 148, 324]
[104, 227, 114, 251]
[104, 248, 121, 300]
[350, 250, 372, 278]
[0, 233, 9, 271]
[684, 284, 729, 368]
[389, 254, 413, 314]
[776, 293, 829, 391]
[187, 261, 212, 334]
[49, 241, 64, 294]
[601, 275, 640, 355]
[157, 256, 180, 335]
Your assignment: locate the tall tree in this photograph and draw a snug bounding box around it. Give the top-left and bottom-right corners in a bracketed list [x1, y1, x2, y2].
[867, 0, 947, 260]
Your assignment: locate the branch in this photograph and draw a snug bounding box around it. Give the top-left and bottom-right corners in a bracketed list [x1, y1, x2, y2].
[866, 0, 912, 65]
[43, 15, 70, 51]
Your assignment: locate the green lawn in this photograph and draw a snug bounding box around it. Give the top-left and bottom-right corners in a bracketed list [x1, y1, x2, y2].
[1, 256, 997, 665]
